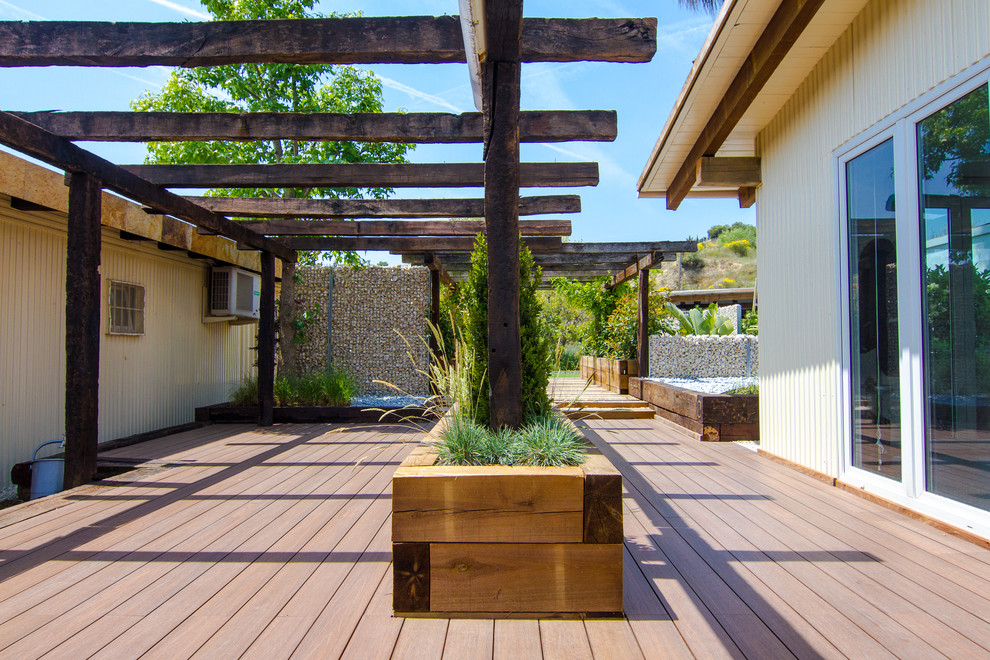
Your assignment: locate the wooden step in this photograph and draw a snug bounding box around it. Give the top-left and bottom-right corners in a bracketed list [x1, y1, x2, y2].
[563, 408, 654, 420]
[555, 400, 650, 409]
[649, 412, 703, 441]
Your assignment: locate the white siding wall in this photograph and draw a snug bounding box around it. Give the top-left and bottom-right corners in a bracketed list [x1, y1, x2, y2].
[757, 0, 990, 475]
[1, 209, 254, 497]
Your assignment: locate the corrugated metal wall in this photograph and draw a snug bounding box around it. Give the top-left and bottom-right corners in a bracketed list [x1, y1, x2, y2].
[1, 208, 254, 497]
[757, 0, 990, 475]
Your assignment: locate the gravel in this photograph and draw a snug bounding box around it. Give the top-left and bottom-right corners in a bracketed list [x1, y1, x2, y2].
[648, 376, 758, 394]
[351, 394, 427, 408]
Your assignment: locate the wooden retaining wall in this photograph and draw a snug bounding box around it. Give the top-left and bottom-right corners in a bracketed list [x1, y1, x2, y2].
[578, 356, 638, 394]
[629, 376, 758, 442]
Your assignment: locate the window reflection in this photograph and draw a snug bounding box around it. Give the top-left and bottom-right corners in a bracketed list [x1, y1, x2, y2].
[847, 139, 902, 481]
[918, 83, 990, 511]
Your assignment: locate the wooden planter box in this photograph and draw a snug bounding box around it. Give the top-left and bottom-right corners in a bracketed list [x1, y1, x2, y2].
[578, 356, 638, 394]
[629, 377, 759, 442]
[392, 431, 623, 617]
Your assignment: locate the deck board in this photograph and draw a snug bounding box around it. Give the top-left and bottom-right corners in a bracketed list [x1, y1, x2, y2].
[0, 419, 988, 658]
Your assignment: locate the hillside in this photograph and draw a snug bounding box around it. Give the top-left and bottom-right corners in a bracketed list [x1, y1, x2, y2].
[653, 223, 757, 291]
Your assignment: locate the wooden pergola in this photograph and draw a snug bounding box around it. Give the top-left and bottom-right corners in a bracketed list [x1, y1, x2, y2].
[0, 8, 660, 487]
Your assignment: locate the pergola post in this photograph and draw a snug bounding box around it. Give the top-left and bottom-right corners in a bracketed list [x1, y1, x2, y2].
[638, 267, 651, 379]
[64, 172, 102, 489]
[429, 267, 441, 396]
[258, 251, 276, 426]
[483, 2, 524, 428]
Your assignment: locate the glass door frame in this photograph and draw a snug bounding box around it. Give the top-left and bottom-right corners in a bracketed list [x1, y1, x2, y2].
[835, 57, 990, 540]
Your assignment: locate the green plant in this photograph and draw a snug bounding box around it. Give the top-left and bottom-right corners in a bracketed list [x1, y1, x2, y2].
[464, 235, 552, 426]
[727, 383, 759, 395]
[741, 309, 759, 335]
[435, 415, 489, 466]
[600, 287, 675, 359]
[229, 367, 357, 407]
[514, 414, 586, 467]
[665, 302, 735, 336]
[681, 252, 706, 270]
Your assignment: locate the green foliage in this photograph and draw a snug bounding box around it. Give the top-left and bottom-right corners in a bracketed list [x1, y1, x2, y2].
[229, 367, 357, 406]
[131, 0, 413, 268]
[666, 302, 735, 336]
[724, 239, 752, 256]
[463, 236, 551, 426]
[464, 236, 490, 425]
[741, 309, 759, 336]
[919, 84, 990, 194]
[435, 412, 586, 467]
[555, 343, 582, 371]
[290, 301, 321, 345]
[681, 252, 706, 270]
[717, 223, 757, 248]
[678, 0, 725, 15]
[600, 288, 675, 359]
[550, 277, 628, 357]
[925, 264, 990, 394]
[726, 383, 759, 395]
[513, 414, 587, 467]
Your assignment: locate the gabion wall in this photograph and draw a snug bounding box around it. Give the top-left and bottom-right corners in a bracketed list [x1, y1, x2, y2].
[294, 265, 430, 395]
[650, 334, 759, 378]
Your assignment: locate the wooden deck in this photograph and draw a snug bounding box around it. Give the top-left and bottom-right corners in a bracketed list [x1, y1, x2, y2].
[2, 419, 990, 658]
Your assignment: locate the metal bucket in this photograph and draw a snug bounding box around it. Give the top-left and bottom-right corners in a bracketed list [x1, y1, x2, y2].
[30, 440, 64, 500]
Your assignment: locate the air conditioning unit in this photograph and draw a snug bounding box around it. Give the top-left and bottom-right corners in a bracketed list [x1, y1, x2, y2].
[210, 267, 260, 319]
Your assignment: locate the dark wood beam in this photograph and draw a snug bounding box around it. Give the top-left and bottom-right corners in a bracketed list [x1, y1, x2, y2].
[284, 236, 561, 252]
[558, 241, 696, 255]
[121, 162, 599, 189]
[9, 196, 57, 213]
[638, 268, 650, 378]
[186, 194, 581, 218]
[665, 0, 825, 210]
[738, 186, 757, 209]
[695, 157, 761, 188]
[238, 218, 570, 237]
[0, 111, 295, 261]
[608, 251, 664, 288]
[64, 172, 101, 490]
[401, 252, 681, 266]
[258, 252, 276, 427]
[424, 253, 454, 287]
[484, 1, 525, 429]
[0, 17, 656, 67]
[13, 110, 617, 144]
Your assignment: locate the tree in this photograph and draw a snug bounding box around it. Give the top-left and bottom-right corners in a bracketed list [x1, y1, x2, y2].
[678, 0, 724, 15]
[132, 0, 414, 374]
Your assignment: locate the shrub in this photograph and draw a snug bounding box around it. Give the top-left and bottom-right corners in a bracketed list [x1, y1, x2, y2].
[681, 252, 705, 270]
[717, 222, 757, 248]
[434, 411, 586, 467]
[464, 235, 551, 425]
[228, 367, 357, 407]
[741, 309, 758, 335]
[724, 239, 751, 256]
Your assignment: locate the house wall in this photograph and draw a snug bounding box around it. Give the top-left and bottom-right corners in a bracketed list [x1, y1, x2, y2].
[1, 206, 255, 498]
[756, 0, 990, 475]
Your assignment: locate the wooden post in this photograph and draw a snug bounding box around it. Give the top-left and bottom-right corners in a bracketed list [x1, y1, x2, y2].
[484, 2, 524, 429]
[64, 172, 102, 489]
[429, 267, 441, 396]
[638, 268, 650, 380]
[258, 251, 276, 426]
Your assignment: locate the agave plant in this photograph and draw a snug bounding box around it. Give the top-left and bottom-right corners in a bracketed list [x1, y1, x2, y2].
[665, 302, 735, 336]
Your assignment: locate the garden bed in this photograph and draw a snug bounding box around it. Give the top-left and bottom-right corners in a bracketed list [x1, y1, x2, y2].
[194, 402, 427, 424]
[578, 356, 638, 394]
[629, 376, 758, 442]
[391, 423, 623, 617]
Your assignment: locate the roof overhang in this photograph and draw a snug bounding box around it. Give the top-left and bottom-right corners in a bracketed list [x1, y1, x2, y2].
[637, 0, 869, 208]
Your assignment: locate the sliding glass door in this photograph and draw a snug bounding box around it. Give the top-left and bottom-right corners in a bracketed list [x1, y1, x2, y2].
[918, 83, 990, 511]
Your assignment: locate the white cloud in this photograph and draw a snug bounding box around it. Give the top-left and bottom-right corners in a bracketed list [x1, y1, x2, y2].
[376, 75, 465, 113]
[146, 0, 211, 20]
[0, 0, 47, 20]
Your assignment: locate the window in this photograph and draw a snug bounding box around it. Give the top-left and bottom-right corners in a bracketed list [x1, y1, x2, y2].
[846, 138, 902, 482]
[108, 280, 145, 335]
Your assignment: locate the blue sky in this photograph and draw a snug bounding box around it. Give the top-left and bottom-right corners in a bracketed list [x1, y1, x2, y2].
[0, 0, 755, 262]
